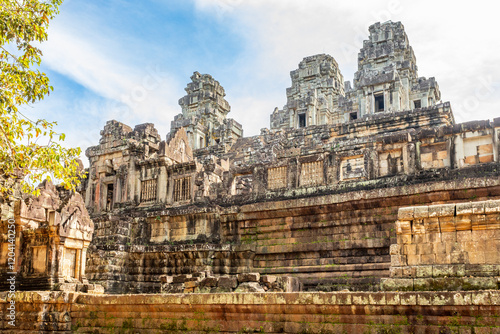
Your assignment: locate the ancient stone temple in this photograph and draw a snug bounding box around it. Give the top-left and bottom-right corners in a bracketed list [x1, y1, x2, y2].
[271, 21, 442, 128]
[170, 72, 243, 150]
[82, 20, 500, 295]
[2, 20, 500, 333]
[0, 180, 94, 291]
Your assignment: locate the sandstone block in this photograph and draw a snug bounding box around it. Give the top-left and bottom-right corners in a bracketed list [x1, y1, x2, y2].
[398, 234, 412, 244]
[414, 206, 429, 219]
[424, 217, 440, 233]
[485, 200, 500, 214]
[172, 274, 192, 284]
[389, 267, 403, 278]
[192, 272, 206, 279]
[200, 277, 218, 288]
[277, 276, 301, 292]
[389, 244, 400, 255]
[403, 244, 417, 255]
[449, 251, 467, 264]
[396, 220, 411, 235]
[439, 216, 456, 232]
[379, 278, 414, 291]
[162, 283, 184, 293]
[441, 231, 457, 243]
[184, 281, 198, 289]
[391, 255, 406, 266]
[234, 282, 265, 293]
[402, 266, 416, 277]
[471, 215, 487, 230]
[415, 265, 433, 278]
[429, 204, 455, 217]
[412, 219, 426, 234]
[160, 275, 173, 284]
[237, 272, 260, 283]
[456, 202, 473, 216]
[260, 275, 277, 284]
[398, 207, 414, 220]
[406, 254, 420, 266]
[468, 252, 486, 264]
[218, 276, 238, 289]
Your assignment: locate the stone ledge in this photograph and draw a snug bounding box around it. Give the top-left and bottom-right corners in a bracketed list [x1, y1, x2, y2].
[381, 277, 500, 292]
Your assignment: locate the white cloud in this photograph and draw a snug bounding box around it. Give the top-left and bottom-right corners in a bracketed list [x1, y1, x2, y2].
[40, 22, 184, 142]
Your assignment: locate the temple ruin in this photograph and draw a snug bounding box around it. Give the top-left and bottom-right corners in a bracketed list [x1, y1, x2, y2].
[79, 20, 500, 294]
[2, 20, 500, 333]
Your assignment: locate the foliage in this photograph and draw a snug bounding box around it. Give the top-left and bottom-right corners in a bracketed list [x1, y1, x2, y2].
[0, 0, 83, 196]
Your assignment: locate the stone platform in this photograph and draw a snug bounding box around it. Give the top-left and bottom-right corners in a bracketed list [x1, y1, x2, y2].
[1, 291, 500, 333]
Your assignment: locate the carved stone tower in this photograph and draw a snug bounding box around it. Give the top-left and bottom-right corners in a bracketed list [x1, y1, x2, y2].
[271, 54, 345, 129]
[170, 72, 243, 150]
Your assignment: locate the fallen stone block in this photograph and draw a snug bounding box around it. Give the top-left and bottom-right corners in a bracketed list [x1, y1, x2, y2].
[199, 277, 218, 287]
[218, 276, 238, 289]
[237, 272, 260, 283]
[234, 282, 265, 293]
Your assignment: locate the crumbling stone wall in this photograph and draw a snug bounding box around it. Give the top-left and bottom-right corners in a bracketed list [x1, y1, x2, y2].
[0, 181, 94, 291]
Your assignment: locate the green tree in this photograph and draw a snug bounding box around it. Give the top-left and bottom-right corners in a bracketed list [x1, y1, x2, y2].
[0, 0, 83, 196]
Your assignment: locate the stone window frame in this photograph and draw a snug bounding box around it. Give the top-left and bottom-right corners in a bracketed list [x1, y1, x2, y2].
[267, 166, 288, 190]
[374, 92, 385, 113]
[377, 149, 404, 177]
[298, 113, 306, 128]
[339, 154, 366, 181]
[100, 176, 115, 212]
[62, 247, 79, 279]
[173, 176, 192, 203]
[140, 178, 158, 203]
[299, 160, 324, 187]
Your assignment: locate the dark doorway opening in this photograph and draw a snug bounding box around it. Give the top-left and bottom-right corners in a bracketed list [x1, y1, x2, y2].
[374, 94, 385, 112]
[298, 113, 306, 128]
[106, 183, 114, 211]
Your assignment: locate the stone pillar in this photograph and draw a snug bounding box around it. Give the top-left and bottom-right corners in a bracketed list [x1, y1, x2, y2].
[157, 166, 167, 202]
[128, 158, 136, 202]
[75, 249, 81, 280]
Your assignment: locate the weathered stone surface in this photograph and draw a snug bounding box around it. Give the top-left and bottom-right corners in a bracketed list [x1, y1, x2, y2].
[69, 19, 500, 295]
[387, 200, 500, 291]
[199, 276, 218, 288]
[234, 282, 265, 293]
[5, 291, 500, 334]
[218, 276, 238, 289]
[237, 272, 260, 283]
[0, 180, 94, 291]
[261, 275, 277, 284]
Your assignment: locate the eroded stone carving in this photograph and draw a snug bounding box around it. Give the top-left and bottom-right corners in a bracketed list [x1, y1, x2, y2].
[0, 180, 94, 291]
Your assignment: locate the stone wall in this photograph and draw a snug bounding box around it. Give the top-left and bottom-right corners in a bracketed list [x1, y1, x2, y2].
[85, 173, 500, 293]
[1, 291, 500, 333]
[383, 199, 500, 291]
[0, 181, 94, 291]
[81, 18, 500, 295]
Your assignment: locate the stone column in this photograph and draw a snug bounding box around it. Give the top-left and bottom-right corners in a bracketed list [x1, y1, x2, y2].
[157, 165, 167, 202]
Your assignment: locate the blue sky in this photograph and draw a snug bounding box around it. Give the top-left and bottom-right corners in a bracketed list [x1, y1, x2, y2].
[24, 0, 500, 164]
